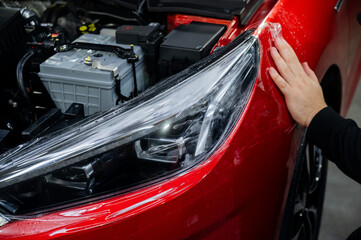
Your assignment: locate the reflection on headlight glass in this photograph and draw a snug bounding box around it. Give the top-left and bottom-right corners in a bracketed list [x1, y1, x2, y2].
[0, 33, 259, 215]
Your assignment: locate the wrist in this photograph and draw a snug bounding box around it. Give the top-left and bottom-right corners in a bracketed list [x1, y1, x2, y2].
[306, 104, 327, 127]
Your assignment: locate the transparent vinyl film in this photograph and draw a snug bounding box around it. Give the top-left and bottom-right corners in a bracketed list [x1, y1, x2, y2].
[0, 33, 259, 217]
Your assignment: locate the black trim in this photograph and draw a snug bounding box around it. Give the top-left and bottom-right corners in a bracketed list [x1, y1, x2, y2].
[147, 0, 264, 21]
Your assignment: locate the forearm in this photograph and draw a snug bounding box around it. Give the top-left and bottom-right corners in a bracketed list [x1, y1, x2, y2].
[306, 107, 361, 184]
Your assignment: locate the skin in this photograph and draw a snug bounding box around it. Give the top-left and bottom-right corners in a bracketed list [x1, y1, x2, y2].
[268, 37, 327, 127]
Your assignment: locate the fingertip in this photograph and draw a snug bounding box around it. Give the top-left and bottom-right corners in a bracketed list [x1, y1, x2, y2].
[268, 67, 278, 82]
[275, 37, 288, 47]
[302, 62, 307, 70]
[268, 67, 276, 75]
[302, 62, 318, 81]
[276, 37, 293, 52]
[268, 67, 282, 83]
[303, 62, 313, 73]
[275, 37, 282, 45]
[270, 47, 278, 55]
[269, 47, 274, 55]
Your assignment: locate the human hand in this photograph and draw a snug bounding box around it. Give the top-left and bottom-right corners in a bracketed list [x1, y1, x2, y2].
[268, 37, 327, 127]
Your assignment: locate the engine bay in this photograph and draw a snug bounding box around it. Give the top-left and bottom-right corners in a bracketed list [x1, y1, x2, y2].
[0, 0, 246, 153]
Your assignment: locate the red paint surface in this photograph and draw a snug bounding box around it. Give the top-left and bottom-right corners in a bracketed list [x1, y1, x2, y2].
[1, 0, 361, 239]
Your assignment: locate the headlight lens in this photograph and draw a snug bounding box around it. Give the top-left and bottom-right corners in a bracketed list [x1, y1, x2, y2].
[0, 32, 259, 215]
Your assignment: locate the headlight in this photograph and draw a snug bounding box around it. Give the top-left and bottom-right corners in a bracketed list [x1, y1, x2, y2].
[0, 31, 259, 215]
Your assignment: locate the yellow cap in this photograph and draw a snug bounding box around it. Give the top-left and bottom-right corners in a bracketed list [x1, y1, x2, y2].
[79, 26, 87, 32]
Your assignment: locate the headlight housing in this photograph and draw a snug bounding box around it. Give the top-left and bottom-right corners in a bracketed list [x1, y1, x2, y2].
[0, 31, 259, 215]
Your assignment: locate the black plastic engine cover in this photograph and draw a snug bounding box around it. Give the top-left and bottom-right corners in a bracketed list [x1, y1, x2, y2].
[116, 24, 161, 45]
[159, 21, 226, 78]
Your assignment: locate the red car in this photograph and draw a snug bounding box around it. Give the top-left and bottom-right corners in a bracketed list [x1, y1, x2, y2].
[0, 0, 360, 239]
